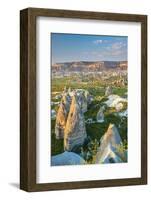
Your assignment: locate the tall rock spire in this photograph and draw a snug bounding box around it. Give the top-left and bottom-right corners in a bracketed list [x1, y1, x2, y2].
[55, 93, 71, 139]
[64, 93, 87, 151]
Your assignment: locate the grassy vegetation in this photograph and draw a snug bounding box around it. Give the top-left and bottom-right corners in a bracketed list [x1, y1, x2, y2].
[51, 120, 64, 156]
[51, 75, 128, 158]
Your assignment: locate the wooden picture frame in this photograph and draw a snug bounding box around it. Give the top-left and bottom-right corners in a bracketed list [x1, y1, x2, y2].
[20, 7, 147, 192]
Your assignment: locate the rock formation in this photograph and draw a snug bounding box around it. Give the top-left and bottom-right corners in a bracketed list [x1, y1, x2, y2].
[51, 109, 56, 119]
[64, 94, 87, 151]
[104, 94, 127, 108]
[115, 102, 123, 112]
[61, 92, 71, 113]
[96, 107, 104, 123]
[105, 86, 113, 96]
[96, 124, 125, 164]
[51, 151, 86, 166]
[78, 92, 87, 113]
[118, 109, 128, 117]
[55, 93, 71, 139]
[55, 102, 67, 139]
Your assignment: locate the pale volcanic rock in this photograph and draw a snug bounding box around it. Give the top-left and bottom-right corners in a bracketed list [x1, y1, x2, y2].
[78, 92, 88, 113]
[64, 94, 87, 151]
[96, 124, 124, 164]
[51, 151, 86, 166]
[105, 86, 113, 96]
[55, 102, 68, 139]
[51, 109, 56, 119]
[104, 94, 127, 108]
[55, 93, 71, 139]
[61, 92, 71, 113]
[118, 109, 128, 117]
[96, 107, 104, 123]
[115, 102, 123, 111]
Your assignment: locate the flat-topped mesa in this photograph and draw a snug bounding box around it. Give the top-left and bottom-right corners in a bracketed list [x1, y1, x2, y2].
[64, 93, 87, 151]
[96, 123, 123, 164]
[55, 93, 71, 139]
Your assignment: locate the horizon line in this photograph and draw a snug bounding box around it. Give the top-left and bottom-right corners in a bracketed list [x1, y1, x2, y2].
[52, 60, 128, 64]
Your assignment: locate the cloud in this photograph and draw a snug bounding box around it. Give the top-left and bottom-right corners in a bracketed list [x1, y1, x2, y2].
[111, 42, 126, 50]
[111, 42, 124, 50]
[93, 39, 103, 44]
[83, 39, 127, 60]
[91, 42, 127, 59]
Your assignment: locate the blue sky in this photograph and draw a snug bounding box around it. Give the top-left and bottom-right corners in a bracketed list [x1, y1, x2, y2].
[51, 33, 127, 64]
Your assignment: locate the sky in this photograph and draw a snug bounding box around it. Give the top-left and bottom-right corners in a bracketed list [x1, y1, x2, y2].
[51, 33, 128, 64]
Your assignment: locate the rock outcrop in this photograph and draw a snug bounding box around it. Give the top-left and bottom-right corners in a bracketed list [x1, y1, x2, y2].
[78, 92, 87, 113]
[96, 124, 125, 164]
[105, 86, 113, 96]
[61, 92, 71, 113]
[115, 102, 123, 111]
[64, 94, 87, 151]
[55, 93, 71, 139]
[118, 109, 128, 117]
[55, 102, 67, 139]
[51, 151, 86, 166]
[51, 109, 56, 119]
[96, 107, 104, 123]
[104, 94, 127, 108]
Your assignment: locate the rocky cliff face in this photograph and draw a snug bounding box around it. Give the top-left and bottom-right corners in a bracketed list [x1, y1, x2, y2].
[52, 61, 128, 73]
[64, 94, 87, 151]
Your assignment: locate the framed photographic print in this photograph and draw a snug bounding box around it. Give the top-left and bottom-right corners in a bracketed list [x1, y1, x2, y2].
[20, 8, 147, 191]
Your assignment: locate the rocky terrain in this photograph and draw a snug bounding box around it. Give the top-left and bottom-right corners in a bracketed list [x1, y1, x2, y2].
[51, 81, 128, 165]
[52, 61, 127, 74]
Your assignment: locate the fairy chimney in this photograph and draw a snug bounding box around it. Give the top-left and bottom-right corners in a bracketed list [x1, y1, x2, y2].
[96, 124, 124, 164]
[64, 94, 87, 151]
[55, 93, 71, 139]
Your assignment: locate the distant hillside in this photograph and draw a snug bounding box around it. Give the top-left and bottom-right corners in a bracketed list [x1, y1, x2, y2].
[52, 61, 127, 72]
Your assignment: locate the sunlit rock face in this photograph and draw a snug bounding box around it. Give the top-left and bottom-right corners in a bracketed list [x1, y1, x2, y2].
[81, 90, 93, 105]
[104, 94, 127, 108]
[115, 102, 123, 112]
[55, 93, 71, 139]
[55, 102, 67, 139]
[105, 86, 113, 96]
[51, 151, 86, 166]
[61, 92, 71, 113]
[96, 124, 125, 164]
[64, 94, 87, 151]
